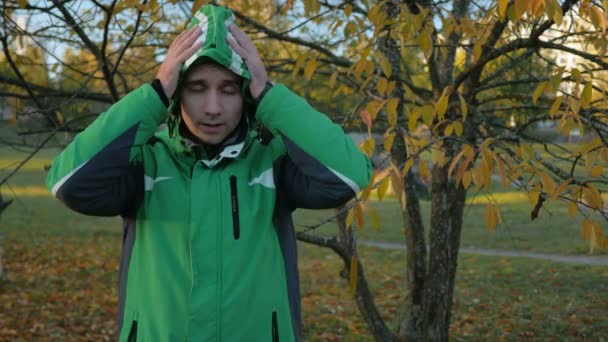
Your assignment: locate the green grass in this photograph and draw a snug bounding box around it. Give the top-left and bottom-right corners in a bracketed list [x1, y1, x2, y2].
[297, 244, 608, 341]
[1, 146, 607, 340]
[1, 146, 605, 255]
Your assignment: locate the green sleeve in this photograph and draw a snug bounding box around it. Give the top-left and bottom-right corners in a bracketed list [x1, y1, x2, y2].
[46, 84, 167, 198]
[256, 84, 372, 193]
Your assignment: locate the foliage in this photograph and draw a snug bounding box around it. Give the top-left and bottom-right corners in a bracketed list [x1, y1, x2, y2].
[2, 0, 608, 340]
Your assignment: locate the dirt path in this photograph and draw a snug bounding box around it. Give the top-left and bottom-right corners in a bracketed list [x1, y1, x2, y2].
[359, 240, 608, 266]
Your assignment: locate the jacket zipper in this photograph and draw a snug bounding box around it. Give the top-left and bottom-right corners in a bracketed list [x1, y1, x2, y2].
[272, 311, 279, 342]
[127, 320, 137, 342]
[229, 175, 240, 240]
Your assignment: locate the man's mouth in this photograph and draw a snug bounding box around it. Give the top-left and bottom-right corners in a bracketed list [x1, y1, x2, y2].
[198, 122, 224, 134]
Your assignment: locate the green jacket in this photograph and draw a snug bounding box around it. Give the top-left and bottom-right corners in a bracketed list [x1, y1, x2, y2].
[46, 83, 372, 341]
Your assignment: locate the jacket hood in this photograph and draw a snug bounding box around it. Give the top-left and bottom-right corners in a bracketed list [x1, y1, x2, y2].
[167, 5, 256, 141]
[184, 5, 251, 83]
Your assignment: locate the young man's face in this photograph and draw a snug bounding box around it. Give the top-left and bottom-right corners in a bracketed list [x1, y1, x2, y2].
[180, 62, 244, 145]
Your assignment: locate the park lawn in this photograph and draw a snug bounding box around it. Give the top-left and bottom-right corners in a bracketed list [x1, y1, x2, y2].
[0, 221, 606, 341]
[1, 147, 607, 340]
[1, 146, 605, 255]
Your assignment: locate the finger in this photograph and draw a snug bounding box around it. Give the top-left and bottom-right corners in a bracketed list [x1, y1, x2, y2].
[174, 26, 202, 51]
[177, 39, 205, 62]
[171, 27, 196, 46]
[228, 24, 254, 50]
[227, 36, 247, 57]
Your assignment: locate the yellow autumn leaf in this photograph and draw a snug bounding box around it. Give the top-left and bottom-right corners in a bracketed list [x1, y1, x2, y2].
[528, 184, 541, 205]
[360, 138, 376, 157]
[495, 154, 508, 188]
[390, 164, 405, 207]
[349, 255, 358, 295]
[18, 0, 27, 8]
[582, 218, 592, 240]
[589, 6, 606, 33]
[386, 98, 399, 127]
[498, 0, 509, 19]
[549, 96, 563, 118]
[384, 132, 396, 152]
[345, 4, 352, 17]
[571, 68, 582, 83]
[377, 77, 388, 96]
[421, 105, 435, 126]
[583, 186, 604, 210]
[538, 172, 556, 195]
[485, 203, 497, 232]
[365, 100, 385, 120]
[378, 52, 392, 78]
[530, 0, 544, 17]
[568, 201, 578, 217]
[367, 204, 381, 231]
[436, 86, 452, 119]
[580, 82, 593, 109]
[402, 158, 415, 175]
[550, 179, 572, 201]
[408, 107, 421, 131]
[355, 202, 365, 228]
[532, 82, 547, 104]
[444, 124, 454, 136]
[448, 149, 466, 177]
[192, 0, 210, 14]
[514, 0, 528, 19]
[292, 53, 308, 77]
[462, 171, 472, 189]
[455, 155, 473, 185]
[453, 121, 464, 136]
[346, 208, 354, 228]
[304, 59, 317, 80]
[458, 93, 468, 121]
[432, 149, 449, 167]
[386, 81, 396, 95]
[419, 159, 431, 183]
[344, 20, 357, 38]
[419, 30, 433, 59]
[377, 176, 390, 201]
[55, 111, 65, 125]
[329, 71, 338, 88]
[472, 40, 482, 61]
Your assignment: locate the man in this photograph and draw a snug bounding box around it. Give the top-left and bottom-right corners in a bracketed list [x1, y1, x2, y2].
[46, 5, 371, 342]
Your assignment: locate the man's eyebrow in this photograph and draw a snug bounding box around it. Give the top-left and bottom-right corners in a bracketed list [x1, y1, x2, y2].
[184, 78, 240, 85]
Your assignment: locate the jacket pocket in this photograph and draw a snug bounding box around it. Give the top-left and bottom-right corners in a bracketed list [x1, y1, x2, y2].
[272, 311, 279, 342]
[229, 175, 240, 240]
[127, 320, 137, 342]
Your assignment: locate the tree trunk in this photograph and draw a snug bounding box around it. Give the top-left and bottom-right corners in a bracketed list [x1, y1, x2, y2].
[336, 207, 396, 341]
[392, 137, 428, 341]
[296, 207, 395, 341]
[422, 163, 467, 341]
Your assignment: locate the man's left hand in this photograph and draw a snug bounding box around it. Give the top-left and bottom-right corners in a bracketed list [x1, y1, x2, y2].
[227, 24, 269, 100]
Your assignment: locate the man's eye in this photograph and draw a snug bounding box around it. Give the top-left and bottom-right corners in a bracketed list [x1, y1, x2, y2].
[185, 83, 206, 92]
[222, 86, 239, 94]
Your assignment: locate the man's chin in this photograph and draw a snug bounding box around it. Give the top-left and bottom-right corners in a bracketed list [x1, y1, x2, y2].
[197, 134, 224, 146]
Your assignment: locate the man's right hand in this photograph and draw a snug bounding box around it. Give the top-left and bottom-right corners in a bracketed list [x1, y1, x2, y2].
[156, 26, 204, 99]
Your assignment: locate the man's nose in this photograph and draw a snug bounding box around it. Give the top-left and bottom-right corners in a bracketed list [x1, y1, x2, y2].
[203, 90, 222, 116]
